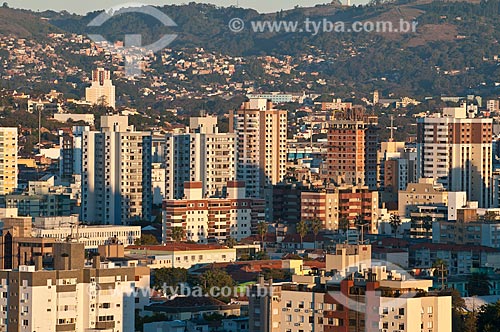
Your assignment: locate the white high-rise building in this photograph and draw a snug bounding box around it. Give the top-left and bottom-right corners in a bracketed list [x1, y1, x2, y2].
[85, 68, 116, 109]
[417, 104, 494, 208]
[0, 127, 17, 195]
[229, 99, 288, 198]
[164, 116, 237, 199]
[82, 115, 152, 225]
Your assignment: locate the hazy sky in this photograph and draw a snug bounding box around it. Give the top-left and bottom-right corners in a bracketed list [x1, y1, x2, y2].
[6, 1, 350, 14]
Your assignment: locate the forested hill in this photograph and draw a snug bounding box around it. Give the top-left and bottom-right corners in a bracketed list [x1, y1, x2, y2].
[3, 0, 500, 96]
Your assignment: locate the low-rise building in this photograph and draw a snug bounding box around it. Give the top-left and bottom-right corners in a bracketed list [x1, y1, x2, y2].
[125, 243, 236, 269]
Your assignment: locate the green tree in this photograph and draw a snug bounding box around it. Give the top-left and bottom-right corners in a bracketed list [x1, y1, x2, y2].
[199, 268, 235, 301]
[389, 214, 402, 238]
[171, 226, 185, 242]
[225, 237, 237, 248]
[477, 301, 500, 332]
[296, 220, 309, 249]
[468, 273, 491, 296]
[484, 211, 498, 223]
[153, 268, 188, 290]
[257, 221, 268, 251]
[338, 216, 350, 234]
[134, 234, 159, 245]
[310, 219, 322, 249]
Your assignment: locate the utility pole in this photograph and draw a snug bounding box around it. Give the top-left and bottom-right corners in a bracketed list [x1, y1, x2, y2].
[38, 106, 42, 151]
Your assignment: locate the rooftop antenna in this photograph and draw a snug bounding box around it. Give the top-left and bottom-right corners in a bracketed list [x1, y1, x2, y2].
[387, 115, 397, 142]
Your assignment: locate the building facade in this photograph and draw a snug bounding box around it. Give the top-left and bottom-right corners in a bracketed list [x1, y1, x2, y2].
[82, 115, 152, 225]
[162, 181, 265, 243]
[416, 104, 494, 207]
[301, 186, 379, 234]
[230, 99, 287, 198]
[85, 68, 116, 109]
[326, 108, 378, 190]
[0, 127, 17, 195]
[0, 243, 150, 332]
[164, 116, 237, 200]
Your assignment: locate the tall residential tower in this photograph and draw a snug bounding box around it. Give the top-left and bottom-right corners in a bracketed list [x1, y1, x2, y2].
[0, 127, 17, 195]
[82, 115, 152, 225]
[229, 99, 287, 198]
[417, 104, 493, 208]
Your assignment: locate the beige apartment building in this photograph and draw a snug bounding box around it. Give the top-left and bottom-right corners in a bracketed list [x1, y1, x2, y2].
[249, 244, 452, 332]
[416, 104, 493, 207]
[0, 242, 150, 332]
[0, 127, 17, 195]
[85, 68, 116, 109]
[230, 98, 287, 198]
[398, 178, 450, 218]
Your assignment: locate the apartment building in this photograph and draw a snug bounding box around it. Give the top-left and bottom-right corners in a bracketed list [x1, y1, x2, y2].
[165, 116, 237, 199]
[301, 186, 378, 234]
[0, 127, 17, 195]
[59, 126, 89, 182]
[326, 108, 378, 190]
[409, 243, 500, 275]
[5, 194, 71, 218]
[398, 178, 450, 218]
[162, 181, 265, 243]
[0, 242, 150, 332]
[416, 104, 494, 207]
[230, 98, 288, 198]
[82, 115, 152, 225]
[249, 271, 451, 332]
[85, 68, 116, 108]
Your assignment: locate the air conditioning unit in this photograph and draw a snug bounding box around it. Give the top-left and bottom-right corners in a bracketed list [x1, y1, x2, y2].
[305, 309, 310, 313]
[317, 309, 323, 314]
[295, 323, 300, 326]
[294, 309, 300, 312]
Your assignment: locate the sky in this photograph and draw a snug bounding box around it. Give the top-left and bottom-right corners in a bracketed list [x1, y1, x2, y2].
[6, 1, 348, 15]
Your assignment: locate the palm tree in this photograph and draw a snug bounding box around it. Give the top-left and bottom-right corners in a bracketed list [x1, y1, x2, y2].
[257, 221, 268, 251]
[296, 220, 309, 249]
[225, 237, 237, 248]
[338, 216, 350, 235]
[310, 219, 322, 249]
[389, 214, 402, 238]
[171, 226, 185, 243]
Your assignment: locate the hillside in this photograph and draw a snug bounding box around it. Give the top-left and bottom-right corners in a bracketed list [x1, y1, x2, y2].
[3, 1, 500, 97]
[0, 6, 60, 39]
